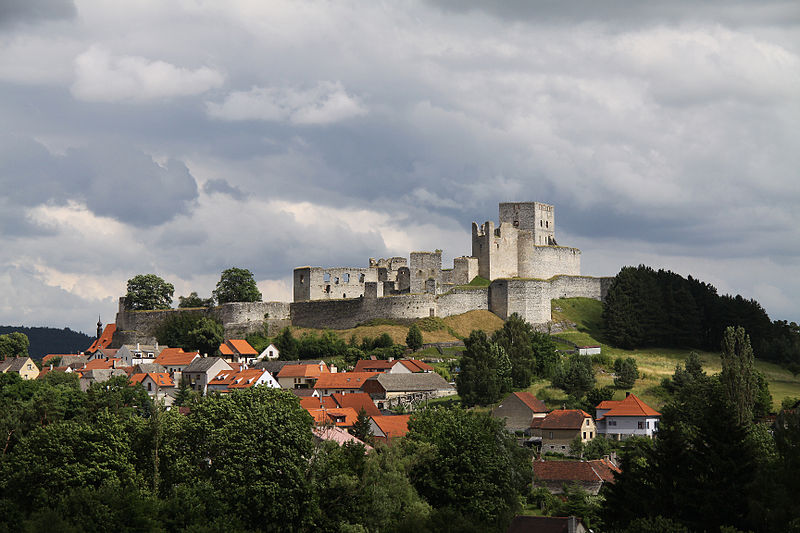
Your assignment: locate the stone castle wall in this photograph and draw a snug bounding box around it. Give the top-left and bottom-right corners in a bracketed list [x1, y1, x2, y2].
[410, 251, 442, 294]
[291, 293, 437, 329]
[519, 246, 581, 280]
[437, 287, 490, 316]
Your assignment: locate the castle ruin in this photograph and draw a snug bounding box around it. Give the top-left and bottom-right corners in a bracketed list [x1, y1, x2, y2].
[107, 202, 611, 346]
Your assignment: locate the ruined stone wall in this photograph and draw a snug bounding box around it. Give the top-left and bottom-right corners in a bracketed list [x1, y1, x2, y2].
[519, 246, 581, 280]
[488, 279, 552, 324]
[472, 221, 519, 280]
[500, 201, 555, 246]
[549, 275, 608, 301]
[294, 266, 374, 302]
[452, 256, 479, 284]
[410, 251, 442, 294]
[290, 293, 436, 329]
[437, 287, 489, 316]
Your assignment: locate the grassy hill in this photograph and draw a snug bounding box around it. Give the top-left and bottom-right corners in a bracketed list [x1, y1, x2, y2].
[292, 310, 504, 347]
[546, 297, 800, 410]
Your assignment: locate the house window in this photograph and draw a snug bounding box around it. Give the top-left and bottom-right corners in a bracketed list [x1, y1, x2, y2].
[561, 446, 565, 450]
[147, 383, 152, 391]
[27, 364, 32, 370]
[590, 432, 593, 438]
[638, 421, 644, 430]
[646, 421, 650, 429]
[583, 432, 586, 439]
[548, 431, 553, 439]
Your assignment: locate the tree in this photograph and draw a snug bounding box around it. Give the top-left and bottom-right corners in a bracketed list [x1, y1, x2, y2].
[720, 326, 757, 426]
[531, 331, 559, 378]
[614, 357, 639, 389]
[457, 330, 501, 407]
[124, 274, 174, 310]
[274, 327, 298, 360]
[493, 343, 513, 394]
[350, 407, 373, 443]
[177, 291, 214, 308]
[0, 332, 29, 359]
[212, 267, 261, 304]
[553, 354, 595, 398]
[406, 324, 423, 352]
[492, 313, 536, 388]
[184, 317, 223, 356]
[404, 407, 531, 531]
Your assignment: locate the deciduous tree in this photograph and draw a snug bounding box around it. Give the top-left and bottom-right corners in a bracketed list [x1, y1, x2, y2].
[406, 323, 423, 352]
[124, 274, 174, 310]
[212, 267, 261, 304]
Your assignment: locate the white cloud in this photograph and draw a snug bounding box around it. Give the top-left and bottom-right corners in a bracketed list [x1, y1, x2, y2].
[206, 81, 367, 124]
[71, 45, 224, 102]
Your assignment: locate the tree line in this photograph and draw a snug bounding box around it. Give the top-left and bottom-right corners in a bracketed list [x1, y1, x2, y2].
[603, 265, 800, 372]
[0, 372, 531, 533]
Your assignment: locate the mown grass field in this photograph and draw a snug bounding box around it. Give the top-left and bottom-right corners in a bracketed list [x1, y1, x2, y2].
[549, 297, 800, 410]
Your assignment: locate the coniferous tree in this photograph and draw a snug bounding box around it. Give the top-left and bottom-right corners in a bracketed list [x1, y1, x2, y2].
[492, 314, 536, 389]
[720, 326, 757, 426]
[406, 324, 423, 352]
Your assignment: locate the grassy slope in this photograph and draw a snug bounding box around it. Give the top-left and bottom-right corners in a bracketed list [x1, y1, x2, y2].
[547, 298, 800, 410]
[292, 310, 504, 349]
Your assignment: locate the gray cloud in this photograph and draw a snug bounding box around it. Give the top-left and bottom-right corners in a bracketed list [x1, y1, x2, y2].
[203, 178, 248, 201]
[0, 0, 76, 27]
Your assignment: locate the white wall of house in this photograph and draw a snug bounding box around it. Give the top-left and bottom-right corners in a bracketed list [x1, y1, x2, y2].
[598, 416, 660, 438]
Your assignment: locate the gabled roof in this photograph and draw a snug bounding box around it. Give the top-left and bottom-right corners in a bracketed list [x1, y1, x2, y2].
[596, 393, 661, 419]
[312, 426, 373, 450]
[533, 459, 620, 483]
[130, 372, 174, 388]
[331, 392, 381, 417]
[183, 357, 231, 373]
[538, 409, 593, 430]
[83, 358, 122, 370]
[314, 372, 378, 390]
[300, 396, 337, 410]
[511, 391, 548, 413]
[132, 363, 167, 374]
[43, 354, 81, 364]
[354, 359, 394, 372]
[219, 344, 235, 356]
[370, 415, 411, 439]
[86, 323, 116, 353]
[226, 339, 258, 356]
[0, 357, 33, 372]
[370, 372, 453, 392]
[277, 363, 329, 378]
[227, 369, 270, 389]
[305, 407, 359, 427]
[256, 360, 324, 375]
[154, 348, 199, 367]
[396, 359, 433, 372]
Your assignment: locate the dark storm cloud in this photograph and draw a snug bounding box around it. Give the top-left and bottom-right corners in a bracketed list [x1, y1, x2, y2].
[203, 178, 248, 201]
[426, 0, 800, 27]
[0, 0, 76, 27]
[0, 135, 199, 227]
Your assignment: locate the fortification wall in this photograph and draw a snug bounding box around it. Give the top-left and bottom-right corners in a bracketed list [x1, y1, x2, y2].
[437, 287, 489, 317]
[291, 293, 436, 329]
[410, 251, 442, 294]
[519, 246, 581, 280]
[548, 275, 609, 301]
[488, 279, 552, 324]
[294, 266, 373, 301]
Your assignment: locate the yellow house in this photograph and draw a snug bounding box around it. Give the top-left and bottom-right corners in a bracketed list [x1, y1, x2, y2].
[0, 357, 40, 380]
[532, 409, 596, 454]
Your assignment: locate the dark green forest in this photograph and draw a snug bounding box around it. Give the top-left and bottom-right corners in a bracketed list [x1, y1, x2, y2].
[602, 265, 800, 372]
[0, 326, 93, 359]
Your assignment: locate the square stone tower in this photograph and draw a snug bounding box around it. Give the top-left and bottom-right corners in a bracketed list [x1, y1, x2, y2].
[499, 201, 555, 246]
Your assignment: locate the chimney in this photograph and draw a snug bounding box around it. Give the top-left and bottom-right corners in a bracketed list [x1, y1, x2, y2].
[625, 391, 630, 398]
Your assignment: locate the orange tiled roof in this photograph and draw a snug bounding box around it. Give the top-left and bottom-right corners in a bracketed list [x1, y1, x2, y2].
[300, 396, 337, 410]
[533, 459, 620, 483]
[278, 363, 329, 378]
[371, 415, 411, 440]
[154, 348, 199, 366]
[227, 339, 258, 356]
[130, 372, 174, 388]
[83, 358, 122, 370]
[512, 392, 548, 413]
[397, 359, 433, 372]
[354, 360, 395, 372]
[314, 372, 378, 390]
[219, 344, 235, 356]
[86, 324, 116, 353]
[538, 409, 593, 430]
[331, 392, 381, 417]
[596, 394, 660, 419]
[227, 369, 270, 389]
[305, 407, 359, 427]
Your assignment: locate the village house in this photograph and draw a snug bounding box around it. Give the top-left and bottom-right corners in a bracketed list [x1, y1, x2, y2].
[276, 361, 330, 389]
[154, 348, 200, 375]
[369, 415, 411, 445]
[312, 425, 372, 450]
[85, 323, 116, 354]
[492, 391, 549, 433]
[116, 343, 164, 366]
[218, 339, 259, 363]
[353, 358, 433, 374]
[330, 392, 381, 417]
[533, 409, 596, 454]
[78, 368, 128, 391]
[181, 357, 232, 395]
[313, 372, 378, 396]
[257, 343, 280, 361]
[361, 372, 455, 410]
[532, 458, 620, 495]
[207, 368, 280, 393]
[0, 356, 40, 380]
[595, 393, 661, 440]
[130, 372, 175, 404]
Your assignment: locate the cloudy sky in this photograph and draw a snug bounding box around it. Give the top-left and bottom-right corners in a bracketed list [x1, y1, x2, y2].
[1, 0, 798, 334]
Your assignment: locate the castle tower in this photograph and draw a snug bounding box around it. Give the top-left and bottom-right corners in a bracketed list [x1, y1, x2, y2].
[499, 201, 555, 246]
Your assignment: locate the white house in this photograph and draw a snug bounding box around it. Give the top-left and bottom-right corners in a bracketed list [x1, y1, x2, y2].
[257, 344, 280, 361]
[577, 346, 601, 356]
[595, 393, 661, 440]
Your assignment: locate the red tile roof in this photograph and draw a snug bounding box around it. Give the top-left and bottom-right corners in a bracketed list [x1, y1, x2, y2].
[314, 372, 378, 390]
[596, 393, 661, 419]
[278, 363, 329, 378]
[305, 407, 359, 427]
[397, 359, 433, 372]
[227, 339, 258, 356]
[370, 415, 411, 440]
[86, 324, 116, 353]
[154, 348, 199, 366]
[82, 358, 122, 370]
[331, 392, 380, 417]
[300, 396, 337, 410]
[512, 391, 548, 413]
[130, 372, 174, 388]
[227, 369, 270, 389]
[219, 344, 235, 356]
[538, 409, 593, 430]
[354, 360, 394, 372]
[533, 459, 620, 483]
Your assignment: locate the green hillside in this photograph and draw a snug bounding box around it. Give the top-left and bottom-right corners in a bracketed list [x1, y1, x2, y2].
[546, 297, 800, 410]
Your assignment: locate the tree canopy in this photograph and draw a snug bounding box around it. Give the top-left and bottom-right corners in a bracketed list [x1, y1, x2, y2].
[0, 332, 29, 359]
[177, 292, 214, 308]
[124, 274, 174, 310]
[212, 267, 262, 304]
[406, 323, 423, 352]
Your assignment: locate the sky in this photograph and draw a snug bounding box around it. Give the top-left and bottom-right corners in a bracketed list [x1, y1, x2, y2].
[1, 0, 798, 334]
